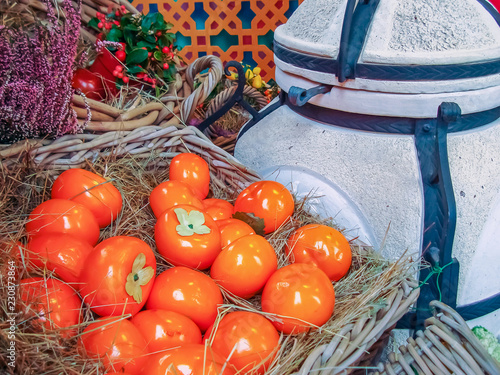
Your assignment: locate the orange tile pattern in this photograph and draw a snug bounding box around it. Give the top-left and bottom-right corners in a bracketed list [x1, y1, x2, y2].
[130, 0, 304, 79]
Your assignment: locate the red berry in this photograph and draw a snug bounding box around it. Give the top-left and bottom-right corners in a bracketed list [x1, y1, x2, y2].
[96, 12, 102, 18]
[152, 84, 156, 88]
[112, 70, 119, 77]
[96, 33, 104, 41]
[122, 76, 130, 84]
[117, 72, 123, 79]
[142, 47, 147, 50]
[97, 22, 103, 28]
[115, 10, 120, 16]
[163, 63, 169, 70]
[156, 31, 162, 37]
[114, 20, 120, 26]
[162, 46, 170, 54]
[115, 51, 126, 62]
[105, 23, 112, 30]
[121, 5, 126, 11]
[148, 52, 152, 57]
[115, 65, 123, 72]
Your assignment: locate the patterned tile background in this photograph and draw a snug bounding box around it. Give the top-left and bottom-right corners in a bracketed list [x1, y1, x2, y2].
[130, 0, 304, 79]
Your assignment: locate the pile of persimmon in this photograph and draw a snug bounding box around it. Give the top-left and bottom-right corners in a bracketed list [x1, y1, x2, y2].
[18, 152, 353, 375]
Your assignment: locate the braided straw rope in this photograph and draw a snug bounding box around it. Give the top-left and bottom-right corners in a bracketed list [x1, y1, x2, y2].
[181, 55, 224, 123]
[292, 278, 421, 375]
[372, 301, 500, 375]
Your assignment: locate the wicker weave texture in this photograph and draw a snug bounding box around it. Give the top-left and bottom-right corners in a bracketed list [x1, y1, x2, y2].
[372, 301, 500, 375]
[294, 279, 421, 375]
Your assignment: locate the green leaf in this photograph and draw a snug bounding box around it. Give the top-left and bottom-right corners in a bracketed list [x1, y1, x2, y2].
[144, 34, 157, 43]
[106, 28, 123, 42]
[164, 33, 175, 45]
[165, 22, 174, 30]
[163, 69, 173, 81]
[232, 212, 266, 236]
[124, 23, 140, 31]
[159, 35, 168, 48]
[126, 48, 148, 64]
[154, 17, 167, 31]
[162, 64, 176, 83]
[127, 65, 146, 74]
[137, 40, 156, 50]
[141, 12, 163, 31]
[88, 17, 100, 31]
[120, 13, 134, 27]
[125, 43, 134, 54]
[153, 50, 163, 62]
[124, 29, 135, 46]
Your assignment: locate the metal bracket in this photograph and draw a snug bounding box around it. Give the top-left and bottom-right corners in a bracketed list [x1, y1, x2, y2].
[337, 0, 380, 82]
[288, 85, 330, 107]
[403, 102, 461, 330]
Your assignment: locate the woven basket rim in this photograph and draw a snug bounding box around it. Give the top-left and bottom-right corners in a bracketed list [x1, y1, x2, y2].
[373, 300, 500, 375]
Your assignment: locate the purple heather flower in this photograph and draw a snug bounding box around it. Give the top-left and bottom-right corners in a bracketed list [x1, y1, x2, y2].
[0, 0, 84, 143]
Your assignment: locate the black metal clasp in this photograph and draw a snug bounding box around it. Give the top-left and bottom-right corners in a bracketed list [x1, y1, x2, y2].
[410, 102, 461, 330]
[288, 85, 330, 107]
[337, 0, 380, 82]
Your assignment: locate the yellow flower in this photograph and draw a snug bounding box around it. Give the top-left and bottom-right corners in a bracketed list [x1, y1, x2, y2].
[227, 72, 238, 80]
[245, 69, 254, 80]
[253, 67, 261, 75]
[252, 75, 263, 89]
[125, 253, 154, 304]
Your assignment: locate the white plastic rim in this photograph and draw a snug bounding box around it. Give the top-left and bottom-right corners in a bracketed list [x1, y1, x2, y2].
[276, 66, 500, 117]
[261, 165, 378, 246]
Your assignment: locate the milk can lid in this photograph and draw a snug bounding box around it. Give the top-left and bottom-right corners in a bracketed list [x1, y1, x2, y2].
[274, 0, 500, 96]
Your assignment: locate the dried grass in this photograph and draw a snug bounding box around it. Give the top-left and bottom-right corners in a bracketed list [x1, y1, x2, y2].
[0, 156, 419, 375]
[204, 106, 251, 137]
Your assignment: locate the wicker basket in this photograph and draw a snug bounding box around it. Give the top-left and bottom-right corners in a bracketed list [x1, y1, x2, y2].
[372, 301, 500, 375]
[293, 278, 420, 375]
[0, 122, 260, 195]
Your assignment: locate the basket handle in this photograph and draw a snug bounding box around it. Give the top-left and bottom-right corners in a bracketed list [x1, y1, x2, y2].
[181, 55, 223, 123]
